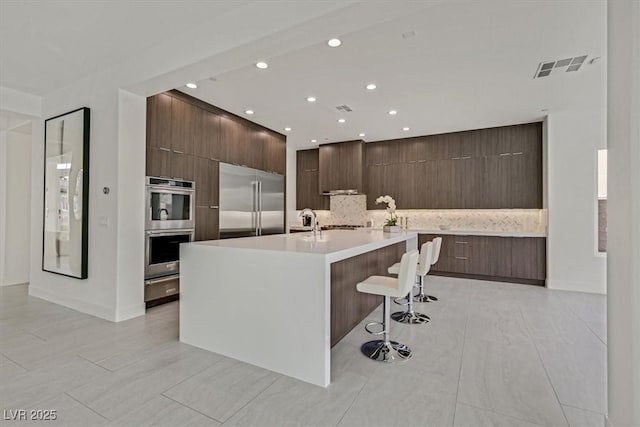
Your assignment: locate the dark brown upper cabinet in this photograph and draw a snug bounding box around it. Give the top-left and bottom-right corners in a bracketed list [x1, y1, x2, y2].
[201, 110, 221, 160]
[265, 133, 286, 175]
[146, 93, 172, 150]
[319, 140, 364, 193]
[296, 149, 329, 210]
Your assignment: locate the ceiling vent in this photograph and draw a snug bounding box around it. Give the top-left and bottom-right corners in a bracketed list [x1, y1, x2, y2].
[335, 105, 353, 113]
[534, 55, 588, 78]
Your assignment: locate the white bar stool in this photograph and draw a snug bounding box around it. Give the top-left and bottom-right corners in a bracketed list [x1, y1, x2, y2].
[356, 250, 419, 362]
[414, 237, 442, 303]
[387, 242, 432, 324]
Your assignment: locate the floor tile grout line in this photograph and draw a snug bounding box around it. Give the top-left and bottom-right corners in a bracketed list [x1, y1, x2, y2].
[559, 295, 608, 347]
[452, 312, 469, 427]
[518, 306, 572, 427]
[161, 391, 226, 424]
[334, 365, 376, 427]
[159, 355, 227, 396]
[560, 402, 606, 416]
[457, 401, 547, 427]
[63, 391, 112, 423]
[75, 353, 116, 373]
[218, 374, 283, 425]
[0, 351, 30, 371]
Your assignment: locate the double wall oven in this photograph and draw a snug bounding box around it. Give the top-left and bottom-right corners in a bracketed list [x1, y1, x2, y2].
[144, 177, 194, 306]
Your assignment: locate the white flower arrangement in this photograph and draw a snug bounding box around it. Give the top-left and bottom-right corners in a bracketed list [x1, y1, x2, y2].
[375, 195, 398, 226]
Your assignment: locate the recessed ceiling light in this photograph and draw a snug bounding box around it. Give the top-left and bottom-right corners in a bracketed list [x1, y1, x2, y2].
[366, 83, 377, 90]
[255, 61, 269, 69]
[327, 38, 342, 48]
[338, 118, 346, 123]
[245, 109, 254, 115]
[359, 133, 365, 137]
[311, 139, 317, 143]
[306, 96, 317, 103]
[186, 82, 197, 89]
[388, 110, 398, 115]
[284, 127, 292, 132]
[402, 127, 410, 131]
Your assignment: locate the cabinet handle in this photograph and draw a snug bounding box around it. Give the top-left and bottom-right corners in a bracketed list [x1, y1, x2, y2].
[461, 156, 471, 160]
[455, 256, 468, 260]
[512, 152, 524, 156]
[159, 147, 171, 152]
[455, 241, 468, 244]
[417, 160, 426, 163]
[499, 152, 512, 156]
[173, 149, 184, 154]
[209, 206, 219, 209]
[209, 157, 220, 161]
[451, 157, 461, 160]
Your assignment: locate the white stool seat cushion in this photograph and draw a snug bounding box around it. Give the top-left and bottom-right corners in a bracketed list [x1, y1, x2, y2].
[357, 275, 406, 298]
[388, 262, 423, 275]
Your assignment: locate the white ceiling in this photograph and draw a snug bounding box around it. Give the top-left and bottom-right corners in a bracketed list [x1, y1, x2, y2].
[0, 1, 250, 95]
[177, 1, 607, 149]
[0, 1, 606, 150]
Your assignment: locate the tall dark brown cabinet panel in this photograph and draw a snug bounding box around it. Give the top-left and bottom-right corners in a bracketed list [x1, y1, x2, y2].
[220, 116, 247, 166]
[146, 146, 172, 178]
[195, 207, 219, 241]
[246, 128, 266, 171]
[147, 93, 172, 150]
[194, 158, 219, 207]
[171, 98, 202, 156]
[296, 149, 329, 210]
[201, 110, 221, 160]
[265, 134, 286, 175]
[319, 140, 364, 193]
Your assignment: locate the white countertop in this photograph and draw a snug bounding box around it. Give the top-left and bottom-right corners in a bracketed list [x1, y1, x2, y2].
[188, 229, 418, 262]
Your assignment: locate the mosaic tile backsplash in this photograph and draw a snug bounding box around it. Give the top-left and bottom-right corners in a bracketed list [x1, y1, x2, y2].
[293, 195, 547, 233]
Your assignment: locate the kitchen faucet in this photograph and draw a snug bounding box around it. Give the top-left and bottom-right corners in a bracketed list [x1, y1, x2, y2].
[298, 208, 320, 236]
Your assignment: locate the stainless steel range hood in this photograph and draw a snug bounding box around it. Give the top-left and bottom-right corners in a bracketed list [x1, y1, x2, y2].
[321, 189, 360, 196]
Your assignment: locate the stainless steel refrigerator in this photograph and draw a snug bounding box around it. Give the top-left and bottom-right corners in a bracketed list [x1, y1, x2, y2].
[219, 163, 285, 238]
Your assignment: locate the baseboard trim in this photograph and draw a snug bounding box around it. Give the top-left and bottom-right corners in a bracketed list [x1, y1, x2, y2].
[28, 285, 116, 321]
[546, 278, 607, 294]
[115, 302, 145, 322]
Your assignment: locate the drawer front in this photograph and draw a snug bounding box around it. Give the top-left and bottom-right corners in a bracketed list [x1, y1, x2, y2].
[145, 275, 180, 302]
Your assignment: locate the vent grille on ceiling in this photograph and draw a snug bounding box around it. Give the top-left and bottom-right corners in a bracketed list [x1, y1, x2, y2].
[534, 55, 588, 78]
[335, 105, 353, 112]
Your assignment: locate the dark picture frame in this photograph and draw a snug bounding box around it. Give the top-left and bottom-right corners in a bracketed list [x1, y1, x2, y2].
[42, 107, 90, 279]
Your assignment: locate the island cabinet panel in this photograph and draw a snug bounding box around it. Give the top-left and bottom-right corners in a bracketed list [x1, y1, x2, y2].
[296, 149, 329, 210]
[330, 241, 405, 347]
[319, 140, 364, 193]
[419, 234, 545, 285]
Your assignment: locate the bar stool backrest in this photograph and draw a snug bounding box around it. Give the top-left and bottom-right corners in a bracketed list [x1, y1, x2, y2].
[431, 237, 443, 265]
[397, 250, 419, 296]
[416, 241, 434, 277]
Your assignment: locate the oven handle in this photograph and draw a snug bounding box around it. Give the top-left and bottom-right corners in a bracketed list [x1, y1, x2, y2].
[147, 186, 194, 195]
[146, 230, 194, 237]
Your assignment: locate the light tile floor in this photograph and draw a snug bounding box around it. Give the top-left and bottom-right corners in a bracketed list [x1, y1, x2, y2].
[0, 277, 606, 427]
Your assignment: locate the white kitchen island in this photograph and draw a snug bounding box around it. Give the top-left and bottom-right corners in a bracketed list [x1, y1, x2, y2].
[179, 229, 417, 387]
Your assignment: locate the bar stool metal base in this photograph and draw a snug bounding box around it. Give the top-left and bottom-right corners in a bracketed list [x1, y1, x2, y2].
[391, 310, 430, 324]
[413, 293, 438, 303]
[361, 340, 412, 362]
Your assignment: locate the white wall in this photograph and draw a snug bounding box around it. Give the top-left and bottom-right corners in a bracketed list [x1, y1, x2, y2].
[1, 129, 32, 285]
[607, 1, 640, 426]
[546, 108, 607, 294]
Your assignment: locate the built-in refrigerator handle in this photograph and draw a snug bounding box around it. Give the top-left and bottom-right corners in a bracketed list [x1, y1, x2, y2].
[258, 181, 263, 236]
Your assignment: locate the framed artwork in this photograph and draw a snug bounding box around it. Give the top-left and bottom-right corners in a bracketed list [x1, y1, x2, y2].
[42, 107, 90, 279]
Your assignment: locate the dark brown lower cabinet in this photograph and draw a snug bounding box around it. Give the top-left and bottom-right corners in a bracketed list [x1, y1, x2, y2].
[195, 207, 219, 241]
[419, 234, 545, 285]
[330, 242, 405, 347]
